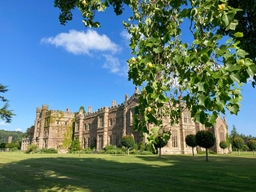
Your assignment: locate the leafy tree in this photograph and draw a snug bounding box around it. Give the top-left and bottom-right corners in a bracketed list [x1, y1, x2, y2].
[54, 0, 256, 144]
[196, 131, 216, 162]
[247, 140, 256, 156]
[219, 140, 228, 153]
[23, 125, 35, 138]
[79, 106, 86, 114]
[185, 134, 197, 156]
[121, 135, 135, 155]
[219, 0, 256, 63]
[0, 83, 15, 123]
[232, 137, 244, 156]
[154, 136, 167, 158]
[69, 139, 82, 152]
[230, 125, 239, 145]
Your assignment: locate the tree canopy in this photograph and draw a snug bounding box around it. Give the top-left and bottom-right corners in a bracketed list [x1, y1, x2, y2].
[196, 130, 216, 161]
[219, 0, 256, 71]
[0, 84, 15, 123]
[185, 134, 197, 156]
[54, 0, 256, 144]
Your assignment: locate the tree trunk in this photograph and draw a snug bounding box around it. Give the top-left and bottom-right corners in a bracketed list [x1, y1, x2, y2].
[192, 147, 194, 156]
[206, 148, 209, 162]
[159, 148, 162, 158]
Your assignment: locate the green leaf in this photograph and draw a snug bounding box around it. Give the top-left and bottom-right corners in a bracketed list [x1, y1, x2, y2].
[236, 49, 249, 57]
[153, 47, 162, 53]
[198, 95, 206, 107]
[230, 73, 241, 83]
[234, 32, 243, 38]
[227, 104, 239, 114]
[222, 12, 229, 26]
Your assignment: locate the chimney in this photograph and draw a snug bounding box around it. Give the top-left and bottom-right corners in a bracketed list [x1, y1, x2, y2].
[112, 100, 116, 107]
[88, 106, 92, 113]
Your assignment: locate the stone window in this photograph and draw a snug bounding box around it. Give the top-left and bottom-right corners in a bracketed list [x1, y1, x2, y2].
[184, 114, 189, 123]
[172, 130, 178, 147]
[99, 116, 104, 127]
[219, 126, 225, 141]
[130, 109, 134, 125]
[109, 118, 113, 126]
[84, 124, 87, 131]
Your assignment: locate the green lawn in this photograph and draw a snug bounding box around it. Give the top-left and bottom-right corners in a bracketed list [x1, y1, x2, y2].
[0, 152, 255, 192]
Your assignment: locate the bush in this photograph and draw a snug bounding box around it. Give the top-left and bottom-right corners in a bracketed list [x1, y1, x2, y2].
[121, 135, 135, 148]
[138, 142, 146, 152]
[219, 141, 228, 151]
[83, 147, 93, 154]
[25, 144, 38, 154]
[10, 147, 18, 152]
[69, 139, 82, 152]
[39, 148, 58, 154]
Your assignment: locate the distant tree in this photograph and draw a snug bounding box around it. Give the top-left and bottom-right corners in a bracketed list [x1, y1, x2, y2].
[0, 130, 23, 143]
[232, 137, 245, 156]
[23, 125, 35, 138]
[230, 125, 239, 144]
[0, 142, 7, 151]
[0, 83, 15, 123]
[242, 145, 249, 152]
[121, 135, 135, 155]
[154, 136, 167, 158]
[196, 131, 216, 162]
[219, 141, 228, 153]
[79, 106, 86, 114]
[185, 134, 197, 156]
[247, 140, 256, 156]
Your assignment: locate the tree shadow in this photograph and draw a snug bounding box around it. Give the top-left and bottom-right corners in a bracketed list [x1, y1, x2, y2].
[0, 154, 255, 191]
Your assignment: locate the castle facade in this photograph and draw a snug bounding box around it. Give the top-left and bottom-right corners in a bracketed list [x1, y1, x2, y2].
[21, 91, 228, 154]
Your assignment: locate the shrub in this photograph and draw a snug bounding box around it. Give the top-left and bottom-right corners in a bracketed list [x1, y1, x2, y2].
[121, 135, 135, 148]
[69, 139, 82, 152]
[138, 142, 146, 152]
[219, 140, 228, 153]
[83, 147, 93, 154]
[10, 147, 18, 152]
[39, 148, 58, 154]
[25, 144, 38, 154]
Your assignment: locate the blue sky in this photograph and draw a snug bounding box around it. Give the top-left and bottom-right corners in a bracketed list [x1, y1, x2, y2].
[0, 1, 256, 136]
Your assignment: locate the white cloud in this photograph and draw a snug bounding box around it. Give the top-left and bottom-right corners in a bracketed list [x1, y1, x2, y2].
[102, 54, 128, 76]
[15, 128, 22, 132]
[41, 29, 120, 55]
[0, 121, 6, 125]
[120, 30, 131, 42]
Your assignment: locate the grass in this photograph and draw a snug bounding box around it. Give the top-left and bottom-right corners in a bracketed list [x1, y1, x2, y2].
[0, 152, 256, 192]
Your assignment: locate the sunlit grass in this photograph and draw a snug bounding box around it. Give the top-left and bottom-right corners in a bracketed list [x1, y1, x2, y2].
[0, 152, 255, 191]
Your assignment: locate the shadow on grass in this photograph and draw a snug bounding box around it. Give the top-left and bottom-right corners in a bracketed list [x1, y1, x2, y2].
[0, 154, 255, 192]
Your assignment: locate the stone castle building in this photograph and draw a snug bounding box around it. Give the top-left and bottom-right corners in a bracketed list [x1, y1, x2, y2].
[21, 90, 229, 154]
